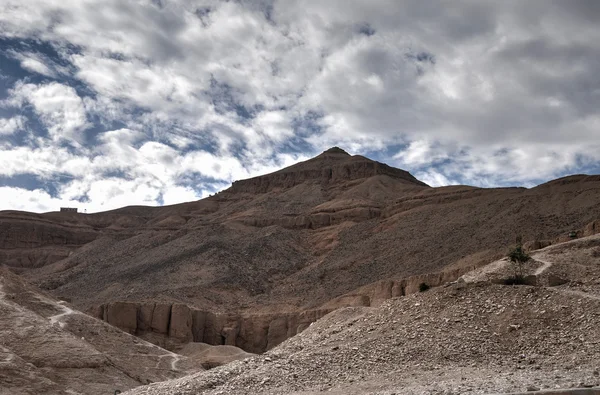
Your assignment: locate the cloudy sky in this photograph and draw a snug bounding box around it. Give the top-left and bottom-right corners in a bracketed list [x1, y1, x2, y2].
[1, 0, 599, 212]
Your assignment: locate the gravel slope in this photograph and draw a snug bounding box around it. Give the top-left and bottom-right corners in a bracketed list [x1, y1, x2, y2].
[125, 282, 600, 395]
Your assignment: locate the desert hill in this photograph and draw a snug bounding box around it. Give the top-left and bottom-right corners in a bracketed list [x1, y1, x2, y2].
[125, 234, 600, 395]
[0, 267, 205, 395]
[1, 148, 600, 354]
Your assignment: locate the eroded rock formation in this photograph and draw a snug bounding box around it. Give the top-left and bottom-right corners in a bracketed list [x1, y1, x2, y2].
[92, 302, 332, 353]
[91, 265, 479, 353]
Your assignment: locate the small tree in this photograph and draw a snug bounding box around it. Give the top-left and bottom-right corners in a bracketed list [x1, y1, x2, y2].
[508, 236, 531, 280]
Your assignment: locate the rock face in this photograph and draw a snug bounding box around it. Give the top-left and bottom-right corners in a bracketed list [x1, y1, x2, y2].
[0, 209, 148, 270]
[584, 220, 600, 236]
[92, 264, 478, 353]
[93, 301, 333, 353]
[0, 213, 98, 270]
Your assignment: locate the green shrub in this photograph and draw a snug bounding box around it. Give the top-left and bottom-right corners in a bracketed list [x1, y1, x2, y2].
[508, 236, 531, 279]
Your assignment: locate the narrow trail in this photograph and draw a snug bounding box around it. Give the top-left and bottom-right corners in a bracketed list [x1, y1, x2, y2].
[48, 301, 78, 328]
[460, 258, 510, 283]
[461, 255, 552, 283]
[155, 353, 181, 371]
[533, 257, 552, 275]
[170, 354, 180, 371]
[460, 253, 600, 303]
[39, 294, 185, 373]
[531, 255, 600, 301]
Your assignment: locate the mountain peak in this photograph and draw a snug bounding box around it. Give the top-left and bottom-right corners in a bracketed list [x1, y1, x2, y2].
[322, 146, 350, 155]
[229, 149, 429, 194]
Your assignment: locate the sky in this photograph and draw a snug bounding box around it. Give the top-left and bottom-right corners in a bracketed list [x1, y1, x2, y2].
[0, 0, 599, 213]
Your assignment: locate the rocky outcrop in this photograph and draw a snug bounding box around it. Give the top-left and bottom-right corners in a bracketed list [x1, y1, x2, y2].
[104, 301, 138, 334]
[0, 217, 99, 269]
[524, 240, 553, 251]
[515, 219, 600, 252]
[92, 302, 332, 354]
[0, 210, 151, 270]
[229, 148, 428, 194]
[0, 247, 74, 271]
[236, 206, 382, 229]
[321, 266, 476, 309]
[84, 219, 600, 355]
[549, 219, 600, 244]
[584, 220, 600, 237]
[93, 267, 475, 353]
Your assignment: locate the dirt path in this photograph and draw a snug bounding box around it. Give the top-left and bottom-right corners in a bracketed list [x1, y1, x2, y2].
[155, 354, 181, 371]
[460, 258, 511, 282]
[48, 301, 78, 328]
[533, 257, 552, 275]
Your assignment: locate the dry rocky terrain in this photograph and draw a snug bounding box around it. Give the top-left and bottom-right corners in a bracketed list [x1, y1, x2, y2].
[0, 268, 255, 394]
[1, 147, 600, 394]
[125, 235, 600, 395]
[2, 148, 599, 354]
[0, 268, 202, 395]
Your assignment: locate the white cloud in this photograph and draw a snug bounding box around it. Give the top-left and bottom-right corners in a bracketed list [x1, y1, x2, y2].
[5, 82, 90, 143]
[0, 145, 84, 178]
[162, 186, 202, 206]
[7, 51, 59, 77]
[414, 170, 454, 188]
[394, 140, 451, 167]
[0, 186, 80, 213]
[0, 116, 26, 135]
[251, 111, 294, 142]
[0, 123, 311, 212]
[1, 0, 600, 212]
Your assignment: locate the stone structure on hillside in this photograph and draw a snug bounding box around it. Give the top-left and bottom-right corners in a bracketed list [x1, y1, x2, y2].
[60, 207, 78, 213]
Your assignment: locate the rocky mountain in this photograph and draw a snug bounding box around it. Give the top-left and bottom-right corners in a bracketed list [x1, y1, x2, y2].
[2, 147, 600, 355]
